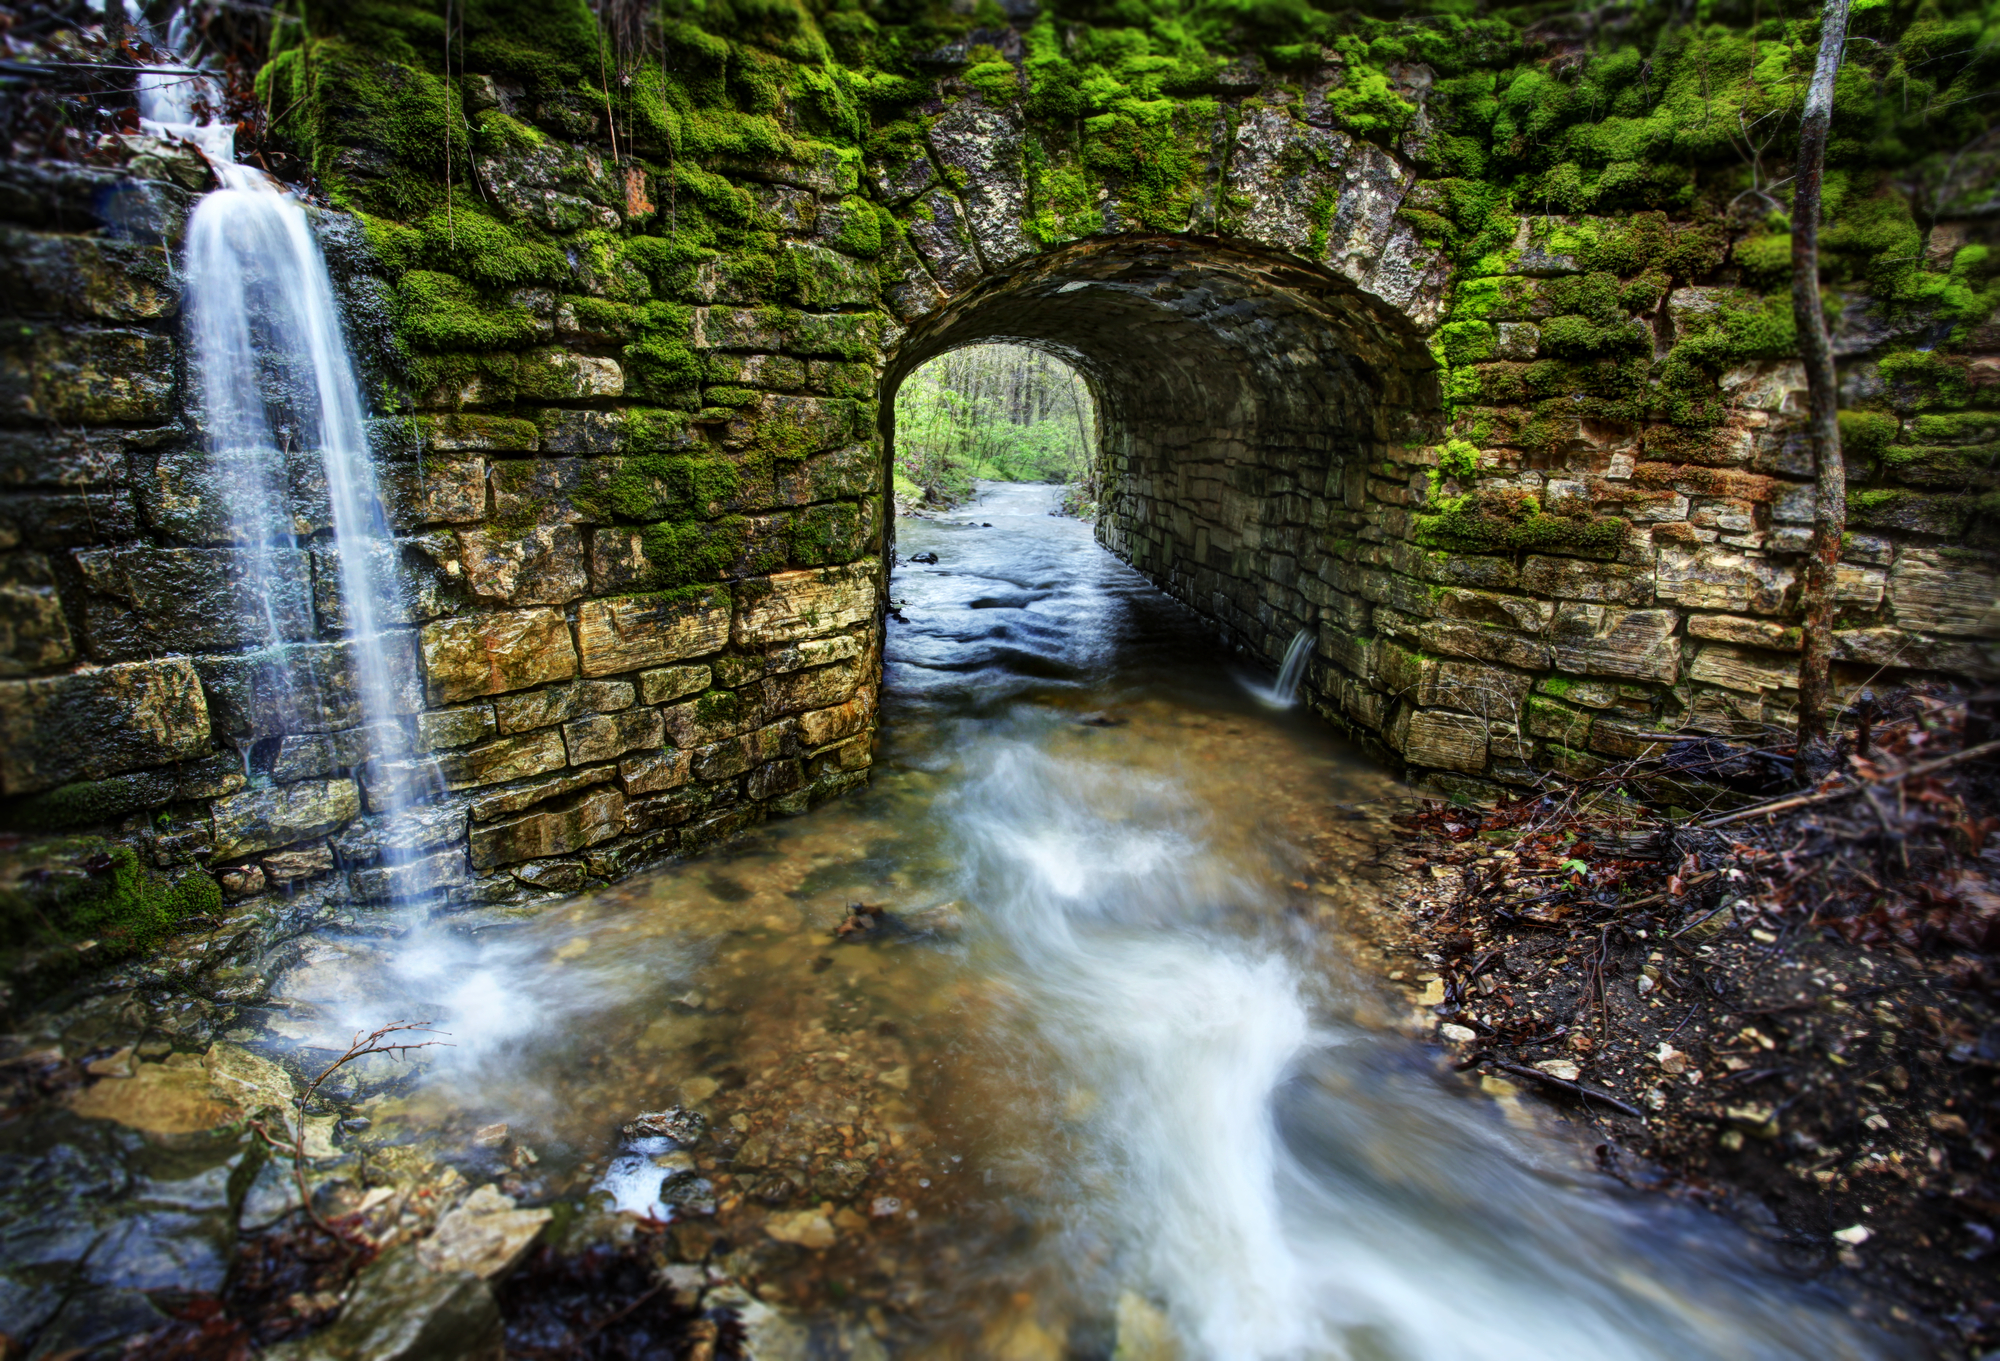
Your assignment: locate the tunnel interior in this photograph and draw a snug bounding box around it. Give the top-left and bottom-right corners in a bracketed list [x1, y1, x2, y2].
[879, 235, 1445, 675]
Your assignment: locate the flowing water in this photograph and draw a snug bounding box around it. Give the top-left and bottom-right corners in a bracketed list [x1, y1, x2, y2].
[259, 483, 1907, 1359]
[138, 12, 433, 834]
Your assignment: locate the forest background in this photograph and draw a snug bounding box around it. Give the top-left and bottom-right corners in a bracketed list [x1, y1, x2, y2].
[892, 345, 1098, 508]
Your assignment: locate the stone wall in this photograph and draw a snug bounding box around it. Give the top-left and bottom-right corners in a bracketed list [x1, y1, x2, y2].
[3, 0, 1998, 941]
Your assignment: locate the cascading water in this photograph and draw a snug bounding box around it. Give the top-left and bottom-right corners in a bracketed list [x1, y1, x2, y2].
[135, 9, 432, 866]
[1246, 627, 1314, 709]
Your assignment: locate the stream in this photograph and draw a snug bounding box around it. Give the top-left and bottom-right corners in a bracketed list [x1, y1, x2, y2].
[239, 482, 1901, 1358]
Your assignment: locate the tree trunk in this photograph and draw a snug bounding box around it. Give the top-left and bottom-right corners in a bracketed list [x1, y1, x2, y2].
[1792, 0, 1852, 784]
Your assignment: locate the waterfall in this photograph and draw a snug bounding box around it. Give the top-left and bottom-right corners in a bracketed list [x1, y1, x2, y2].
[136, 10, 431, 889]
[1244, 628, 1314, 709]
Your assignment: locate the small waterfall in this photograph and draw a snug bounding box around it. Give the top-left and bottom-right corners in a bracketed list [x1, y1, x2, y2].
[137, 10, 430, 891]
[1244, 628, 1313, 709]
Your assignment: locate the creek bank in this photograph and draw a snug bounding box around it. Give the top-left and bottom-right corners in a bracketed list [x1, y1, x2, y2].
[1342, 694, 2000, 1355]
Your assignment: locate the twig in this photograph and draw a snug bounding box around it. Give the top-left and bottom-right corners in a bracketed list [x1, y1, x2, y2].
[1486, 1059, 1647, 1120]
[1701, 737, 2000, 828]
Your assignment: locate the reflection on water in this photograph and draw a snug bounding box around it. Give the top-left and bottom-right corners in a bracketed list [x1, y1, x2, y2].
[269, 483, 1902, 1358]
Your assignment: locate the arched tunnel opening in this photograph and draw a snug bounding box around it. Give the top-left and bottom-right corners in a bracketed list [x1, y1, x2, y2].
[878, 235, 1445, 717]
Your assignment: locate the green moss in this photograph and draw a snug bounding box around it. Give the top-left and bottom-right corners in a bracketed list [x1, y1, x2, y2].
[396, 270, 543, 350]
[1416, 486, 1628, 556]
[639, 517, 751, 589]
[1438, 438, 1481, 480]
[1, 843, 220, 985]
[1838, 409, 1900, 459]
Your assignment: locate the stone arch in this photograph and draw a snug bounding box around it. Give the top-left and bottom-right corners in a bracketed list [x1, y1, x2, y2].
[878, 231, 1443, 701]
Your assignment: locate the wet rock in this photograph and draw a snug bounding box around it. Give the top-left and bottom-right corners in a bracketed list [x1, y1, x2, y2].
[1549, 605, 1681, 685]
[468, 787, 625, 869]
[637, 664, 711, 706]
[563, 706, 664, 765]
[196, 641, 368, 741]
[417, 704, 498, 753]
[734, 564, 877, 647]
[925, 102, 1034, 271]
[271, 1243, 502, 1361]
[763, 1208, 836, 1250]
[511, 859, 586, 893]
[420, 608, 579, 705]
[0, 656, 209, 795]
[63, 1041, 292, 1135]
[210, 778, 362, 858]
[516, 348, 623, 401]
[575, 590, 731, 676]
[466, 763, 614, 821]
[417, 1184, 551, 1281]
[458, 524, 589, 606]
[621, 1107, 706, 1143]
[0, 325, 176, 424]
[72, 544, 314, 659]
[24, 1286, 169, 1359]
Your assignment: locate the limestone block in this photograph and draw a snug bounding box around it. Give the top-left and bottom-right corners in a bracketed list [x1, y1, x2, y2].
[1848, 490, 1970, 537]
[734, 564, 877, 646]
[458, 524, 588, 606]
[868, 149, 937, 205]
[585, 528, 651, 596]
[903, 188, 983, 293]
[0, 228, 176, 322]
[269, 727, 381, 782]
[0, 326, 175, 424]
[576, 590, 731, 676]
[691, 735, 754, 782]
[1520, 554, 1653, 605]
[381, 460, 486, 529]
[418, 1184, 551, 1281]
[619, 748, 689, 795]
[1433, 588, 1553, 632]
[416, 705, 497, 753]
[421, 608, 578, 705]
[73, 545, 313, 660]
[725, 394, 856, 458]
[1402, 708, 1490, 773]
[623, 790, 699, 837]
[1419, 619, 1552, 671]
[1495, 323, 1539, 360]
[1887, 550, 2000, 637]
[1525, 693, 1592, 746]
[211, 778, 361, 858]
[1318, 624, 1374, 678]
[467, 764, 615, 823]
[1535, 675, 1620, 709]
[798, 694, 871, 748]
[1835, 563, 1888, 608]
[487, 457, 611, 527]
[432, 730, 568, 791]
[477, 142, 622, 231]
[1588, 717, 1669, 761]
[639, 664, 712, 705]
[1720, 360, 1806, 414]
[0, 570, 75, 675]
[198, 641, 367, 739]
[1689, 644, 1797, 695]
[761, 659, 863, 717]
[661, 689, 757, 748]
[1423, 659, 1533, 718]
[769, 635, 863, 674]
[0, 656, 209, 795]
[262, 844, 335, 883]
[538, 409, 642, 454]
[1832, 627, 1998, 678]
[776, 444, 876, 506]
[1551, 605, 1681, 684]
[1655, 545, 1793, 615]
[423, 414, 540, 453]
[563, 706, 664, 765]
[469, 787, 626, 869]
[1687, 614, 1799, 650]
[349, 846, 467, 902]
[516, 348, 623, 401]
[926, 102, 1034, 271]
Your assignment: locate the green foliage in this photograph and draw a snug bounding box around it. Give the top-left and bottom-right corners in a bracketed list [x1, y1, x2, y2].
[895, 344, 1095, 506]
[1416, 486, 1628, 556]
[1, 842, 220, 988]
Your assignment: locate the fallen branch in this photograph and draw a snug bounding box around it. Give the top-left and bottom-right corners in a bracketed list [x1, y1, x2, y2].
[1486, 1059, 1647, 1120]
[1700, 737, 2000, 829]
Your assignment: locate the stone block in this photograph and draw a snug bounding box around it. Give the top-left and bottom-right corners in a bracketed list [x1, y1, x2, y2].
[619, 748, 689, 795]
[580, 679, 634, 711]
[638, 664, 711, 705]
[458, 524, 589, 606]
[748, 757, 803, 801]
[798, 695, 871, 748]
[423, 413, 540, 453]
[1835, 563, 1887, 608]
[493, 684, 582, 734]
[1832, 628, 1997, 678]
[1423, 660, 1533, 718]
[576, 590, 731, 676]
[623, 790, 699, 837]
[691, 735, 754, 782]
[0, 569, 75, 676]
[563, 706, 664, 765]
[1432, 588, 1552, 632]
[1551, 605, 1681, 684]
[211, 778, 361, 858]
[1888, 550, 2000, 637]
[196, 639, 420, 741]
[416, 705, 497, 753]
[516, 348, 623, 400]
[432, 730, 568, 791]
[1689, 644, 1799, 694]
[0, 326, 175, 424]
[269, 726, 390, 782]
[1525, 693, 1593, 746]
[349, 846, 467, 902]
[512, 859, 586, 893]
[420, 608, 577, 705]
[1521, 555, 1653, 605]
[73, 545, 313, 660]
[1402, 708, 1489, 773]
[470, 788, 626, 869]
[381, 460, 486, 529]
[1419, 619, 1552, 671]
[0, 657, 209, 795]
[262, 844, 335, 882]
[467, 764, 615, 822]
[761, 659, 863, 717]
[775, 444, 877, 506]
[734, 564, 877, 646]
[1417, 552, 1518, 590]
[663, 688, 759, 748]
[1588, 717, 1668, 761]
[1687, 614, 1799, 650]
[1655, 545, 1793, 615]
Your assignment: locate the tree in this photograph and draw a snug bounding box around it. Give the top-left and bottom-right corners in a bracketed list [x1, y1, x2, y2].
[1792, 0, 1852, 784]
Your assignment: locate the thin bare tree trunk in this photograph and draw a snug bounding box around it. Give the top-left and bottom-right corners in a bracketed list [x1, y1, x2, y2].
[1793, 0, 1852, 783]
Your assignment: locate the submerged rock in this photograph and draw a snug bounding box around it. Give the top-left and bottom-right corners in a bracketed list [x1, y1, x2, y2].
[621, 1106, 706, 1144]
[417, 1183, 551, 1281]
[270, 1244, 501, 1361]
